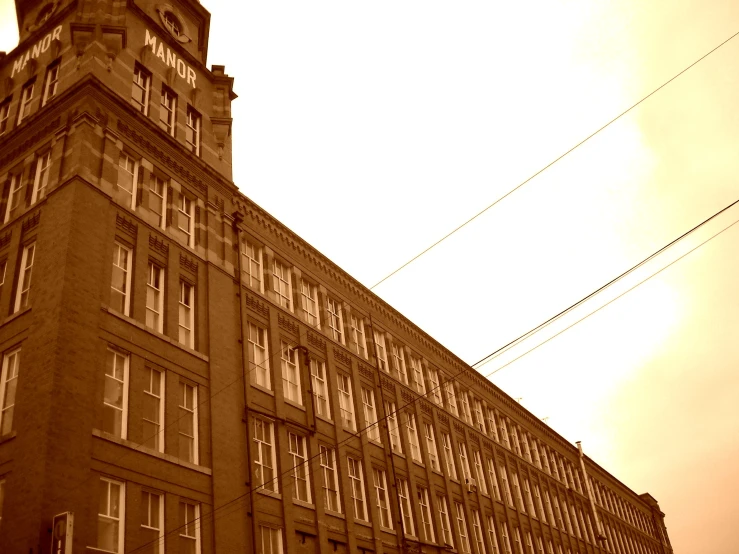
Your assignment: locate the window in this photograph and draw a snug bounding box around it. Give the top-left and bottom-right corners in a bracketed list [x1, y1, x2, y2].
[417, 487, 435, 542]
[455, 502, 472, 554]
[178, 382, 198, 464]
[524, 478, 536, 517]
[487, 457, 501, 500]
[258, 525, 283, 554]
[142, 367, 164, 452]
[473, 399, 485, 432]
[404, 411, 422, 463]
[390, 343, 408, 384]
[179, 281, 195, 348]
[179, 501, 200, 554]
[31, 150, 51, 204]
[280, 341, 300, 404]
[159, 87, 177, 136]
[534, 483, 546, 524]
[501, 522, 512, 554]
[397, 478, 415, 536]
[272, 259, 292, 311]
[241, 239, 263, 292]
[320, 445, 341, 512]
[499, 465, 513, 507]
[441, 432, 457, 480]
[499, 416, 510, 449]
[513, 528, 522, 554]
[310, 359, 330, 418]
[474, 450, 488, 495]
[373, 331, 388, 372]
[248, 323, 271, 389]
[373, 468, 391, 529]
[525, 531, 534, 554]
[361, 387, 380, 442]
[299, 279, 320, 328]
[459, 389, 472, 424]
[102, 348, 129, 438]
[42, 61, 59, 106]
[0, 99, 9, 135]
[326, 297, 344, 344]
[254, 418, 277, 492]
[553, 493, 564, 530]
[288, 432, 310, 503]
[17, 81, 34, 125]
[117, 153, 138, 209]
[140, 490, 164, 554]
[531, 439, 541, 468]
[512, 471, 525, 513]
[0, 259, 5, 296]
[146, 263, 164, 333]
[149, 175, 167, 229]
[438, 495, 453, 548]
[347, 457, 367, 521]
[97, 478, 125, 553]
[423, 422, 439, 471]
[409, 355, 426, 394]
[487, 515, 500, 554]
[178, 194, 194, 248]
[458, 441, 472, 481]
[472, 509, 487, 554]
[486, 408, 499, 442]
[131, 64, 151, 114]
[385, 401, 402, 454]
[337, 373, 355, 430]
[349, 314, 367, 358]
[0, 348, 21, 435]
[427, 366, 442, 405]
[4, 173, 22, 223]
[444, 380, 458, 416]
[185, 106, 201, 156]
[510, 425, 521, 457]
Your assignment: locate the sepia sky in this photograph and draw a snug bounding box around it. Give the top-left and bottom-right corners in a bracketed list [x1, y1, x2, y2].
[2, 1, 738, 551]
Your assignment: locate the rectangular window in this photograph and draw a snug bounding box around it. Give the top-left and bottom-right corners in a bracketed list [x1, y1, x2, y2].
[288, 432, 310, 503]
[254, 418, 278, 492]
[117, 153, 138, 209]
[140, 490, 164, 554]
[531, 438, 541, 468]
[347, 457, 367, 521]
[299, 279, 320, 328]
[97, 478, 125, 553]
[373, 331, 388, 372]
[373, 468, 391, 529]
[178, 194, 194, 248]
[0, 260, 5, 299]
[458, 441, 472, 481]
[525, 531, 534, 554]
[444, 380, 458, 416]
[310, 359, 330, 419]
[0, 348, 21, 435]
[409, 355, 426, 394]
[472, 509, 487, 554]
[473, 450, 488, 495]
[487, 515, 500, 554]
[385, 401, 402, 454]
[390, 343, 408, 384]
[272, 259, 292, 311]
[397, 478, 415, 536]
[417, 487, 435, 542]
[146, 263, 164, 333]
[179, 501, 200, 554]
[241, 239, 263, 292]
[459, 389, 472, 424]
[501, 522, 512, 554]
[326, 297, 344, 344]
[513, 527, 522, 554]
[473, 399, 485, 432]
[17, 81, 34, 125]
[258, 525, 283, 554]
[248, 323, 271, 389]
[510, 425, 521, 457]
[280, 341, 301, 404]
[361, 387, 380, 442]
[427, 367, 442, 405]
[534, 483, 546, 524]
[42, 61, 60, 106]
[349, 314, 367, 358]
[178, 382, 198, 464]
[31, 150, 51, 204]
[178, 281, 195, 348]
[441, 432, 457, 480]
[131, 64, 151, 114]
[487, 457, 501, 500]
[455, 502, 471, 554]
[499, 415, 510, 449]
[512, 471, 525, 513]
[102, 348, 129, 439]
[404, 411, 422, 463]
[438, 495, 453, 548]
[423, 422, 439, 471]
[185, 106, 201, 156]
[4, 173, 22, 223]
[149, 175, 167, 229]
[159, 87, 177, 136]
[499, 465, 513, 507]
[486, 408, 499, 442]
[319, 445, 341, 512]
[543, 488, 555, 527]
[0, 99, 10, 135]
[337, 373, 356, 430]
[142, 367, 164, 452]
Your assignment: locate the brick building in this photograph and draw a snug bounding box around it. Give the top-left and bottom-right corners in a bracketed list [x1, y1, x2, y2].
[0, 1, 674, 553]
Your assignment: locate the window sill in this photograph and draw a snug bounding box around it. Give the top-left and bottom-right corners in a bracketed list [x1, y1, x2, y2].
[0, 430, 17, 445]
[325, 509, 345, 520]
[412, 459, 425, 468]
[354, 518, 372, 528]
[252, 383, 274, 396]
[379, 527, 397, 535]
[1, 306, 31, 327]
[431, 469, 444, 477]
[293, 499, 315, 510]
[256, 487, 281, 500]
[316, 414, 333, 425]
[92, 428, 212, 475]
[392, 451, 406, 459]
[284, 399, 305, 411]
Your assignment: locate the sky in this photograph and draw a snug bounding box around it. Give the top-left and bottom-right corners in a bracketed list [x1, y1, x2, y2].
[2, 1, 739, 551]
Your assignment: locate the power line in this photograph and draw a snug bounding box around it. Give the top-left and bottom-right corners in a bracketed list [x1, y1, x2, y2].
[369, 28, 739, 291]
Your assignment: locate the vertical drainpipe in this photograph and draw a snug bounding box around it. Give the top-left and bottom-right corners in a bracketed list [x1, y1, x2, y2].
[576, 441, 607, 547]
[232, 212, 259, 554]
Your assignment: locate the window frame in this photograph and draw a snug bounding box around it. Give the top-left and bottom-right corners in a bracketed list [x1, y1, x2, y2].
[404, 411, 422, 463]
[271, 259, 293, 311]
[337, 373, 356, 430]
[472, 509, 487, 554]
[385, 400, 402, 454]
[373, 331, 389, 373]
[17, 80, 34, 125]
[423, 422, 440, 471]
[326, 296, 344, 344]
[299, 278, 320, 328]
[177, 193, 194, 248]
[280, 341, 301, 404]
[473, 450, 489, 495]
[361, 387, 380, 442]
[3, 173, 22, 223]
[149, 174, 167, 230]
[310, 359, 330, 419]
[258, 524, 283, 554]
[178, 501, 201, 554]
[140, 489, 164, 554]
[438, 495, 454, 548]
[241, 238, 264, 293]
[0, 98, 10, 136]
[397, 478, 415, 537]
[117, 153, 139, 209]
[441, 432, 458, 480]
[253, 418, 278, 493]
[349, 314, 367, 358]
[42, 60, 60, 106]
[30, 149, 52, 204]
[131, 63, 151, 115]
[97, 477, 126, 553]
[142, 367, 165, 452]
[373, 467, 392, 529]
[248, 322, 271, 390]
[319, 445, 341, 513]
[178, 381, 199, 464]
[427, 366, 442, 405]
[0, 348, 21, 436]
[102, 347, 129, 439]
[417, 486, 435, 543]
[185, 105, 201, 156]
[14, 242, 36, 313]
[390, 342, 408, 384]
[288, 432, 311, 503]
[178, 280, 195, 349]
[455, 501, 472, 554]
[347, 457, 367, 521]
[146, 262, 165, 333]
[444, 380, 458, 417]
[409, 355, 425, 394]
[159, 86, 177, 136]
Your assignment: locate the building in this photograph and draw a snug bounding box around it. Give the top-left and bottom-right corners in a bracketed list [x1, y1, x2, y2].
[0, 1, 674, 553]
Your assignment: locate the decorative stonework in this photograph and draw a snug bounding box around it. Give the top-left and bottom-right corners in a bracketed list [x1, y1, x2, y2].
[438, 413, 449, 426]
[179, 253, 197, 274]
[278, 314, 298, 334]
[307, 332, 325, 351]
[380, 376, 394, 393]
[245, 292, 269, 318]
[22, 210, 41, 233]
[0, 117, 61, 169]
[484, 440, 493, 452]
[358, 365, 374, 381]
[115, 213, 136, 237]
[332, 348, 351, 367]
[149, 234, 169, 256]
[0, 231, 11, 249]
[453, 422, 465, 435]
[470, 434, 480, 445]
[400, 389, 414, 405]
[420, 401, 432, 416]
